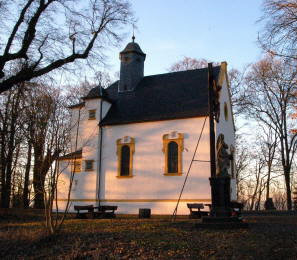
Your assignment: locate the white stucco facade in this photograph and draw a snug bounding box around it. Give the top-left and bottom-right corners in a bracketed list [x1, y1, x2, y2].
[100, 117, 211, 214]
[56, 63, 236, 215]
[215, 68, 237, 200]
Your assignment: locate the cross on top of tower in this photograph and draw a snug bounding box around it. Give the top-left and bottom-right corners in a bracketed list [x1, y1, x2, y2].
[132, 24, 135, 42]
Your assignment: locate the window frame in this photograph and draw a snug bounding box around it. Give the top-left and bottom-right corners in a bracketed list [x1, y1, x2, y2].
[116, 137, 135, 178]
[162, 132, 184, 176]
[224, 102, 228, 121]
[88, 109, 96, 120]
[120, 145, 131, 176]
[85, 160, 94, 171]
[167, 141, 179, 173]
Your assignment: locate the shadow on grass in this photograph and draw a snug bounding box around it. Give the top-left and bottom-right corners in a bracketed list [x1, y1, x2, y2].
[1, 216, 297, 259]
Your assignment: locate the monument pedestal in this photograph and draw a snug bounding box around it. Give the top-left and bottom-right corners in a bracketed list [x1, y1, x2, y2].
[196, 176, 248, 229]
[208, 176, 232, 217]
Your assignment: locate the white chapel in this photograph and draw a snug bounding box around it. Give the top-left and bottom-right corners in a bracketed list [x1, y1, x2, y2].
[57, 39, 236, 215]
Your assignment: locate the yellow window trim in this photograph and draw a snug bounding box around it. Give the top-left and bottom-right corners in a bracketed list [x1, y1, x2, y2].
[88, 109, 96, 120]
[71, 159, 82, 173]
[164, 173, 182, 176]
[162, 132, 184, 175]
[116, 136, 135, 177]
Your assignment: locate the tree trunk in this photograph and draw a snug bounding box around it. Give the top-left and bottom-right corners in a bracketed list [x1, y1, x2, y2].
[284, 167, 292, 210]
[33, 149, 60, 209]
[0, 87, 23, 208]
[0, 186, 8, 208]
[33, 166, 46, 209]
[1, 153, 14, 208]
[23, 142, 32, 208]
[0, 146, 7, 207]
[266, 163, 271, 200]
[256, 179, 264, 211]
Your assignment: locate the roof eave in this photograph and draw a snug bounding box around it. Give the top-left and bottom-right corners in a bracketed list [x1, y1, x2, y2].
[120, 50, 146, 57]
[68, 102, 85, 109]
[82, 95, 113, 104]
[58, 149, 82, 160]
[100, 113, 209, 127]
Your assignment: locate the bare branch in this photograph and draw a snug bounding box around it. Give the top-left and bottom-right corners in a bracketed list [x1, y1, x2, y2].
[0, 0, 134, 93]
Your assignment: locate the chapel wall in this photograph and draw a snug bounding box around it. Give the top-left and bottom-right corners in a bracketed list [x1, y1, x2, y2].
[215, 71, 237, 200]
[55, 98, 103, 211]
[100, 117, 212, 214]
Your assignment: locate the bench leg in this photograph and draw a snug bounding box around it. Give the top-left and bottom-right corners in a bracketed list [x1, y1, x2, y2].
[94, 211, 116, 219]
[189, 212, 201, 219]
[76, 213, 88, 219]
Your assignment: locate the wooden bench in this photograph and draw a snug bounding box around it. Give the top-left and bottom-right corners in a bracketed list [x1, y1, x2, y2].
[74, 205, 95, 219]
[74, 205, 118, 219]
[96, 205, 118, 218]
[198, 202, 244, 218]
[187, 203, 209, 219]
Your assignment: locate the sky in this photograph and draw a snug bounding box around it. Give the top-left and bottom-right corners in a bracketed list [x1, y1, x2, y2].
[104, 0, 264, 78]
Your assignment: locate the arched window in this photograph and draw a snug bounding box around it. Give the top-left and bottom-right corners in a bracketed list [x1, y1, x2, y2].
[120, 145, 130, 176]
[116, 137, 135, 178]
[163, 132, 184, 175]
[224, 102, 228, 121]
[168, 141, 178, 173]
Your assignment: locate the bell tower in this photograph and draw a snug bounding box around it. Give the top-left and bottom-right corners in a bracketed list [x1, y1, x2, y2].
[118, 37, 146, 92]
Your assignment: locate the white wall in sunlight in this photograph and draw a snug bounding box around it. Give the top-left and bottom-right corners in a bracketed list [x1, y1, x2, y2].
[215, 69, 237, 200]
[100, 117, 212, 214]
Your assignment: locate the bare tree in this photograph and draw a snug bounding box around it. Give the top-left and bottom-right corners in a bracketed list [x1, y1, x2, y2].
[0, 0, 133, 93]
[0, 85, 25, 208]
[234, 136, 251, 201]
[247, 152, 266, 210]
[228, 68, 248, 117]
[43, 93, 72, 234]
[168, 57, 219, 72]
[259, 0, 297, 59]
[258, 126, 278, 201]
[23, 85, 70, 209]
[272, 184, 288, 210]
[22, 120, 34, 208]
[244, 55, 297, 210]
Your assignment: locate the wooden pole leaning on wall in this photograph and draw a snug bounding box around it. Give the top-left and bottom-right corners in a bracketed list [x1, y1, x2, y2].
[208, 63, 216, 179]
[207, 62, 218, 217]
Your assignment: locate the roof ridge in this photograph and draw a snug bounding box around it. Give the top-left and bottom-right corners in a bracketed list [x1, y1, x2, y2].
[143, 65, 221, 79]
[103, 66, 221, 90]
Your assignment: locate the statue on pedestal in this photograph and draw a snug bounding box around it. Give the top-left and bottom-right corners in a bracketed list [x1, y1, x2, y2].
[216, 134, 233, 177]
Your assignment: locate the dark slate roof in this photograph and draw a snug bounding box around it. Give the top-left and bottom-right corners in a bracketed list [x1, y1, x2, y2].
[83, 86, 102, 99]
[82, 86, 113, 103]
[59, 149, 82, 160]
[89, 66, 221, 126]
[68, 102, 85, 109]
[120, 41, 146, 57]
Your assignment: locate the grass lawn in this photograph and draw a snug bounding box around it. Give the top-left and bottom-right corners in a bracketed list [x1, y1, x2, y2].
[1, 215, 297, 259]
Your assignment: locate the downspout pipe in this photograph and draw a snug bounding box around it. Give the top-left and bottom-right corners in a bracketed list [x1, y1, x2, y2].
[97, 91, 103, 207]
